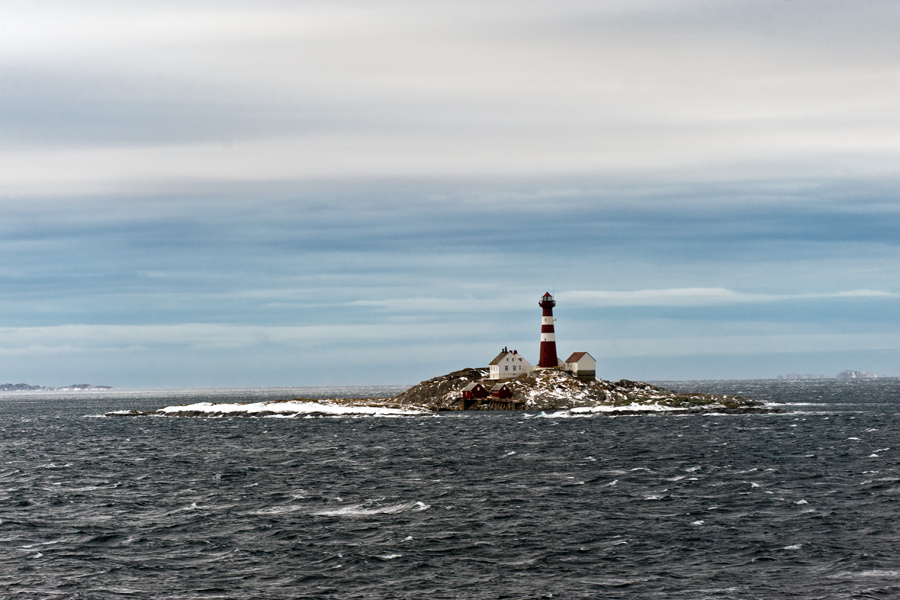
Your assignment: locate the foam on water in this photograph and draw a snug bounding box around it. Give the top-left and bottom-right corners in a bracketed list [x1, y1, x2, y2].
[571, 403, 678, 414]
[313, 500, 430, 517]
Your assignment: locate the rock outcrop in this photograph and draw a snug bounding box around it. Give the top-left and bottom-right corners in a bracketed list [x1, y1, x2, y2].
[394, 368, 768, 412]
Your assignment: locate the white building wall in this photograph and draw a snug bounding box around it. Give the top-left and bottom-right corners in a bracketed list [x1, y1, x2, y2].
[489, 352, 535, 379]
[566, 353, 597, 375]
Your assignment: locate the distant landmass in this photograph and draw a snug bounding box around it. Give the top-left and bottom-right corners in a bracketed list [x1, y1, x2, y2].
[0, 383, 112, 392]
[777, 371, 880, 381]
[835, 370, 879, 380]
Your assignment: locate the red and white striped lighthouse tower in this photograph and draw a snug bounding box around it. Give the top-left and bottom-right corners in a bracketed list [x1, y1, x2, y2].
[538, 292, 559, 368]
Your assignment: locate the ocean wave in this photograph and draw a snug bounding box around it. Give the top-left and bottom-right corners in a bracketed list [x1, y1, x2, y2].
[313, 500, 430, 517]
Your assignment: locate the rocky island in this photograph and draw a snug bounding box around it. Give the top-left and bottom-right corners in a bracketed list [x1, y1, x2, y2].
[108, 293, 771, 417]
[108, 367, 771, 418]
[391, 367, 769, 413]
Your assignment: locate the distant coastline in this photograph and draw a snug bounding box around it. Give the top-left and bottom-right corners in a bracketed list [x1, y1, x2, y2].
[776, 370, 881, 381]
[0, 383, 112, 392]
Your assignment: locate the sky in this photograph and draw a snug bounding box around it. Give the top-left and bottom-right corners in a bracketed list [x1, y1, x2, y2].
[2, 0, 900, 388]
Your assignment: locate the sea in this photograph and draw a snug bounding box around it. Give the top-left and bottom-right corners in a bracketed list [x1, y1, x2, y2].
[2, 378, 900, 599]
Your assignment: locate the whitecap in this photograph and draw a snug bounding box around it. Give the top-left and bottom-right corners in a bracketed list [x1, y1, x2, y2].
[795, 499, 808, 505]
[782, 543, 803, 550]
[21, 540, 61, 549]
[691, 520, 704, 526]
[313, 500, 430, 517]
[829, 569, 900, 579]
[253, 505, 304, 515]
[535, 411, 584, 419]
[590, 576, 655, 586]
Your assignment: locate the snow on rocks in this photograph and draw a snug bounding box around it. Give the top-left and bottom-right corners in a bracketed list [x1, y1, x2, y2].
[394, 367, 769, 413]
[107, 399, 426, 418]
[106, 369, 771, 417]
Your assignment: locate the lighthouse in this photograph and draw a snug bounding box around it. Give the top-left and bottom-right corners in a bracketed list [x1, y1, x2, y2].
[538, 292, 559, 368]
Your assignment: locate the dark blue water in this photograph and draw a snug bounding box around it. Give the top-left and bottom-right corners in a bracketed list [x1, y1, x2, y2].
[2, 379, 900, 599]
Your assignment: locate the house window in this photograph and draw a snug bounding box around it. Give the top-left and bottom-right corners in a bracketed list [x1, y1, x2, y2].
[505, 366, 508, 371]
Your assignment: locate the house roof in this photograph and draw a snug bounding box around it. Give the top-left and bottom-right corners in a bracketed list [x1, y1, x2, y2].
[462, 381, 485, 391]
[489, 351, 507, 366]
[489, 349, 524, 365]
[490, 383, 510, 391]
[565, 351, 593, 363]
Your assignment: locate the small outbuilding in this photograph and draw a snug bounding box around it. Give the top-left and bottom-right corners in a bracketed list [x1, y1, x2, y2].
[461, 381, 489, 400]
[490, 383, 512, 399]
[564, 351, 597, 381]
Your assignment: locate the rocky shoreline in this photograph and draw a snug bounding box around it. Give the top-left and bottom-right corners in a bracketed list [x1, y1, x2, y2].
[107, 368, 774, 417]
[393, 367, 772, 413]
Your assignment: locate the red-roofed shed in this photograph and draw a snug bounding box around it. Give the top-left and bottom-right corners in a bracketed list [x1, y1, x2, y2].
[462, 381, 488, 399]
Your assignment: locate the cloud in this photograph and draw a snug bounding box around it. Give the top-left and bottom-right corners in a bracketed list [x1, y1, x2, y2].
[345, 294, 535, 313]
[3, 1, 900, 195]
[2, 1, 900, 385]
[0, 322, 464, 355]
[597, 332, 900, 359]
[563, 288, 897, 308]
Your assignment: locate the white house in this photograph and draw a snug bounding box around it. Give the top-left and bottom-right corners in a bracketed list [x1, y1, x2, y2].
[564, 351, 596, 380]
[489, 347, 534, 380]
